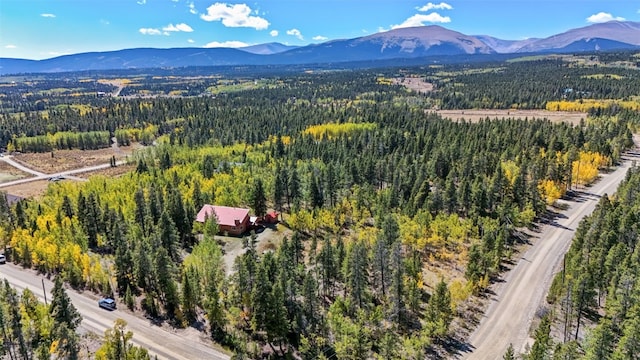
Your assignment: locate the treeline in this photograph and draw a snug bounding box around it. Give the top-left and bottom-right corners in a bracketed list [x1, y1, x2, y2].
[3, 57, 640, 149]
[546, 99, 640, 113]
[11, 130, 111, 152]
[0, 79, 115, 113]
[431, 57, 640, 109]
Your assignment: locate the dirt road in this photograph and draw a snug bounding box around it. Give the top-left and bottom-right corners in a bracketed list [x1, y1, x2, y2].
[0, 156, 126, 188]
[462, 152, 639, 359]
[0, 263, 230, 359]
[0, 155, 46, 177]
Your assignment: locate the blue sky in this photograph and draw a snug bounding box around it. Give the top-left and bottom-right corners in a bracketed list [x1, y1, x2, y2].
[1, 0, 639, 60]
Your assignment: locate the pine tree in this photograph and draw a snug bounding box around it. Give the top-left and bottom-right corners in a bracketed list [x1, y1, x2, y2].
[274, 163, 286, 213]
[425, 279, 452, 338]
[301, 271, 318, 332]
[583, 318, 614, 360]
[251, 260, 272, 333]
[181, 269, 198, 323]
[4, 280, 28, 360]
[153, 244, 180, 320]
[372, 235, 389, 299]
[250, 178, 267, 218]
[288, 166, 301, 209]
[318, 237, 337, 296]
[325, 162, 338, 207]
[49, 276, 82, 359]
[156, 210, 181, 262]
[529, 315, 551, 360]
[205, 270, 225, 342]
[346, 240, 368, 310]
[388, 241, 405, 325]
[503, 343, 515, 360]
[114, 218, 134, 294]
[309, 174, 324, 209]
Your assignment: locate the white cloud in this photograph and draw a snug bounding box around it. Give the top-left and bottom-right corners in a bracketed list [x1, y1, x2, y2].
[586, 12, 625, 23]
[286, 28, 303, 40]
[417, 2, 452, 11]
[200, 3, 269, 30]
[163, 23, 194, 32]
[188, 39, 195, 43]
[100, 19, 110, 25]
[203, 40, 249, 48]
[5, 44, 17, 49]
[139, 28, 163, 35]
[392, 13, 451, 29]
[189, 2, 198, 14]
[270, 30, 279, 37]
[40, 13, 56, 18]
[137, 0, 146, 4]
[313, 35, 328, 41]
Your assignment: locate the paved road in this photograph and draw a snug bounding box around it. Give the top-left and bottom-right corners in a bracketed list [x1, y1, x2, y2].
[0, 156, 126, 188]
[0, 263, 230, 360]
[462, 152, 639, 359]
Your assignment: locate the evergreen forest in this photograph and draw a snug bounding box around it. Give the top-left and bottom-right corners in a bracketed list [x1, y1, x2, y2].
[0, 52, 640, 358]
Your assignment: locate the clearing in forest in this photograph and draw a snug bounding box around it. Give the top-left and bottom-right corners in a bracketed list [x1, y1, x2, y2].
[435, 109, 587, 125]
[392, 77, 435, 93]
[11, 145, 138, 174]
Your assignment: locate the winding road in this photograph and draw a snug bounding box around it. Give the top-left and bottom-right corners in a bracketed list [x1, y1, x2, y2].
[462, 151, 640, 359]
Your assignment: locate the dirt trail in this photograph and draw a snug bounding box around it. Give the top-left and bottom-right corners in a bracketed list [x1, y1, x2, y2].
[460, 150, 639, 359]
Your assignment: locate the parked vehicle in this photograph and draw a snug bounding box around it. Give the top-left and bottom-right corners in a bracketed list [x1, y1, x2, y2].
[0, 254, 5, 264]
[98, 297, 116, 310]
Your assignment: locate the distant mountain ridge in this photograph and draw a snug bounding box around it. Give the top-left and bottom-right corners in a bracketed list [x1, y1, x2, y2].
[2, 21, 639, 75]
[239, 42, 299, 55]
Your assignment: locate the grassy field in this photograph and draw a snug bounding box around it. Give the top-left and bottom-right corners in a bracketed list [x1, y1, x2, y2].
[434, 109, 587, 125]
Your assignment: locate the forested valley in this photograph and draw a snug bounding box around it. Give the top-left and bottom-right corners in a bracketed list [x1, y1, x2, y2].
[0, 52, 640, 358]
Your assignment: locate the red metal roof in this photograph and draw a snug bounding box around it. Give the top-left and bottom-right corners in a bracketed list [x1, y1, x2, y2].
[196, 205, 250, 226]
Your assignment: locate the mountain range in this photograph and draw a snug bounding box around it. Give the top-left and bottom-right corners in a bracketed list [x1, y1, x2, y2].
[2, 21, 639, 75]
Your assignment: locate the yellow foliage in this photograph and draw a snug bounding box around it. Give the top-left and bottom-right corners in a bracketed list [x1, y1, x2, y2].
[501, 160, 520, 187]
[538, 179, 565, 205]
[315, 208, 339, 234]
[449, 279, 472, 308]
[376, 77, 394, 85]
[546, 99, 640, 112]
[267, 135, 292, 146]
[572, 151, 610, 186]
[303, 122, 376, 140]
[288, 209, 314, 232]
[359, 227, 380, 246]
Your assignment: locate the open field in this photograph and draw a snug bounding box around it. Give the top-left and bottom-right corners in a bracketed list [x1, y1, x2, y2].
[1, 179, 50, 198]
[434, 109, 587, 124]
[1, 146, 137, 198]
[393, 77, 434, 93]
[76, 163, 136, 179]
[11, 145, 138, 174]
[0, 160, 28, 183]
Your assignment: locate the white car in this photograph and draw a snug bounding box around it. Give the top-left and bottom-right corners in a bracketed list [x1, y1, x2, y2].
[98, 297, 116, 310]
[0, 255, 6, 264]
